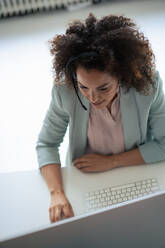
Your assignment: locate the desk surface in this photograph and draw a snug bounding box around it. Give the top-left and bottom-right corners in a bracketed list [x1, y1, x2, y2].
[1, 161, 165, 241]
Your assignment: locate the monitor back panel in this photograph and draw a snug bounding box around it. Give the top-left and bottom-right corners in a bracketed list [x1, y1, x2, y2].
[1, 192, 165, 248]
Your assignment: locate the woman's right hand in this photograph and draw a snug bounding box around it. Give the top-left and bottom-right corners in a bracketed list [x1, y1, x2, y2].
[49, 189, 74, 223]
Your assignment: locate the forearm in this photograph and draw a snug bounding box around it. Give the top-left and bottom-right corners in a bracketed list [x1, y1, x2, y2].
[40, 164, 64, 195]
[112, 148, 146, 168]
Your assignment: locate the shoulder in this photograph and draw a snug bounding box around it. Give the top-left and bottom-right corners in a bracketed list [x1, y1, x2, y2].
[132, 70, 163, 100]
[152, 70, 162, 85]
[120, 70, 164, 114]
[151, 70, 164, 102]
[52, 83, 74, 96]
[51, 83, 76, 111]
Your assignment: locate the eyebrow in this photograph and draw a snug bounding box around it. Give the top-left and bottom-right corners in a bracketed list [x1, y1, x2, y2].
[77, 81, 111, 89]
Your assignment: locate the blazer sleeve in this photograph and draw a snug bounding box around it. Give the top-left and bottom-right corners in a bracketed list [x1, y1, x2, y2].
[36, 85, 69, 169]
[139, 71, 165, 163]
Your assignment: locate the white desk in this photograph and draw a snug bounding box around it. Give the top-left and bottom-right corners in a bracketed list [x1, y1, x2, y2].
[1, 161, 165, 242]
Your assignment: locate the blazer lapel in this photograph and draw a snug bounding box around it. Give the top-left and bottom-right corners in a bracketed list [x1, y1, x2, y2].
[120, 86, 141, 151]
[71, 93, 90, 161]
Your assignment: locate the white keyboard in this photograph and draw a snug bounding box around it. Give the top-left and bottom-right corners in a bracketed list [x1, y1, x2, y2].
[85, 178, 160, 212]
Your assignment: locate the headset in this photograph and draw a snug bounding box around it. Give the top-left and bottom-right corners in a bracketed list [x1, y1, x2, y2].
[65, 51, 98, 111]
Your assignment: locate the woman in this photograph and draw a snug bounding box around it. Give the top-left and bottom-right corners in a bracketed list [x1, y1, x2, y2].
[36, 13, 165, 223]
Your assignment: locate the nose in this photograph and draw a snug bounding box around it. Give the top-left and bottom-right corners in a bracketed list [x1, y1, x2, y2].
[88, 90, 99, 103]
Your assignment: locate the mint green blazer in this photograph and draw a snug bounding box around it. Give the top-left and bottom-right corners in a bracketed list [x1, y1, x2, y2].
[36, 70, 165, 168]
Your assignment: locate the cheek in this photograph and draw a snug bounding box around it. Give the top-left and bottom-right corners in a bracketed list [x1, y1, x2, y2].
[104, 89, 117, 101]
[104, 91, 113, 99]
[79, 88, 88, 97]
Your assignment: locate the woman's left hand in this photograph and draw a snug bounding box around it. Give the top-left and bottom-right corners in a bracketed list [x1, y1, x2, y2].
[73, 154, 115, 173]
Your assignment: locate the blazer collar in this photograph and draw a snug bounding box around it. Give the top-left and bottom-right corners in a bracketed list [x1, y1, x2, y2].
[120, 86, 141, 150]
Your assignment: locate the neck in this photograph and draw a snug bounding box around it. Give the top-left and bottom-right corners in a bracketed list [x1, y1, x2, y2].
[107, 92, 118, 112]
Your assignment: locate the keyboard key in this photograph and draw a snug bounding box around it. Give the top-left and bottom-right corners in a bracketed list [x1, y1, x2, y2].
[151, 186, 159, 191]
[117, 190, 121, 194]
[110, 196, 115, 200]
[102, 193, 106, 197]
[103, 202, 107, 206]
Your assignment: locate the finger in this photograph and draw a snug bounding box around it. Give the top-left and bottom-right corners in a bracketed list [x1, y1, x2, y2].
[76, 163, 86, 169]
[77, 163, 90, 169]
[68, 204, 74, 217]
[49, 206, 55, 223]
[63, 203, 74, 218]
[55, 206, 62, 222]
[73, 158, 82, 165]
[73, 157, 89, 166]
[74, 160, 85, 166]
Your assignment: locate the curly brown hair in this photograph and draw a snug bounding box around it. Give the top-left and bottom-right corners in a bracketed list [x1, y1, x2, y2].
[49, 13, 156, 94]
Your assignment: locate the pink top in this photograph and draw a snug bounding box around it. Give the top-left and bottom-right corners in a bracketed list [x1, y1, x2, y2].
[85, 88, 125, 155]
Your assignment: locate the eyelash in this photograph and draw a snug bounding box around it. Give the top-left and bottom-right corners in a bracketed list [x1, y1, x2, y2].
[79, 86, 109, 91]
[99, 88, 109, 91]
